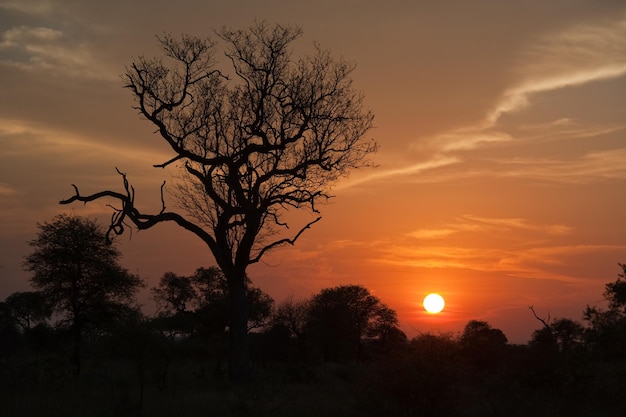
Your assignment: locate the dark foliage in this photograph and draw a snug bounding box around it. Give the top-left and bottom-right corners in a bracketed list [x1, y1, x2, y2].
[152, 266, 274, 338]
[23, 214, 143, 374]
[3, 291, 52, 331]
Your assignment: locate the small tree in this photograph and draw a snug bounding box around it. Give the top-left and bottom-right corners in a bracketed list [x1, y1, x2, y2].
[60, 22, 375, 381]
[271, 297, 310, 347]
[24, 214, 143, 375]
[4, 291, 52, 332]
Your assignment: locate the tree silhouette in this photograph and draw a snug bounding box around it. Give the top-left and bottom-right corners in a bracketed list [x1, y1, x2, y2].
[584, 263, 626, 359]
[60, 22, 375, 382]
[460, 320, 508, 368]
[4, 291, 51, 332]
[530, 317, 585, 352]
[270, 297, 310, 349]
[306, 284, 400, 362]
[23, 214, 143, 375]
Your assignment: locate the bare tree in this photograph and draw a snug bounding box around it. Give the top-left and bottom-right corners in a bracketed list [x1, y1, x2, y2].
[60, 22, 376, 382]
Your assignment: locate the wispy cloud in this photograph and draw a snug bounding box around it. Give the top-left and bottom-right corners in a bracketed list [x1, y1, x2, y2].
[373, 241, 625, 284]
[516, 119, 626, 143]
[461, 215, 573, 235]
[336, 155, 460, 189]
[0, 118, 168, 164]
[488, 16, 626, 124]
[0, 25, 116, 80]
[410, 129, 512, 154]
[494, 148, 626, 183]
[408, 215, 572, 241]
[400, 15, 626, 185]
[0, 0, 52, 15]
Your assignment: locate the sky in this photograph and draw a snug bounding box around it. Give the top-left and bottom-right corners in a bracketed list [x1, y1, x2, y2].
[1, 0, 625, 343]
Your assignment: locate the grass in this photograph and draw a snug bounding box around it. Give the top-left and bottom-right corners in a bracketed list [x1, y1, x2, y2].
[3, 351, 626, 417]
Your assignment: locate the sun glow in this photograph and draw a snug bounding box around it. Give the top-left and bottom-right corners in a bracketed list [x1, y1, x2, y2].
[423, 293, 445, 314]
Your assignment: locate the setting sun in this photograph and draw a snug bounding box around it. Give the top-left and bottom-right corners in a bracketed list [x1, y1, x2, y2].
[423, 293, 445, 314]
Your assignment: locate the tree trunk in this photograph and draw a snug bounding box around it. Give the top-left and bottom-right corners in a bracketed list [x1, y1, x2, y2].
[227, 271, 250, 383]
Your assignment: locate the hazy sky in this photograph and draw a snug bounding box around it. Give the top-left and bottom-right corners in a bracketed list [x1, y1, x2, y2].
[1, 0, 625, 342]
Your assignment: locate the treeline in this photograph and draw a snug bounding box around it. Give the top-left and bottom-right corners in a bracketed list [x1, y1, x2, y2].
[1, 215, 626, 416]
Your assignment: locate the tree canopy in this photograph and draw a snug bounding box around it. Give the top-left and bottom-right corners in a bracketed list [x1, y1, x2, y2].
[24, 214, 142, 374]
[306, 284, 401, 361]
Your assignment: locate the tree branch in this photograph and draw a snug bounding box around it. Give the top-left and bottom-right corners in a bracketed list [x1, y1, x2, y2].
[154, 154, 184, 168]
[60, 170, 219, 254]
[249, 216, 322, 264]
[529, 305, 551, 329]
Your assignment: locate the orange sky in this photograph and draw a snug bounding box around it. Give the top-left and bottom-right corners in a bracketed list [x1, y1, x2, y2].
[1, 1, 625, 343]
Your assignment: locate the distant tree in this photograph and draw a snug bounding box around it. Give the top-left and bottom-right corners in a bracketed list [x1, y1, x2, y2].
[605, 263, 626, 312]
[529, 317, 585, 353]
[270, 297, 310, 347]
[306, 284, 402, 362]
[460, 320, 508, 368]
[461, 320, 508, 346]
[23, 214, 143, 375]
[583, 263, 626, 359]
[60, 22, 376, 382]
[153, 271, 196, 314]
[4, 291, 52, 331]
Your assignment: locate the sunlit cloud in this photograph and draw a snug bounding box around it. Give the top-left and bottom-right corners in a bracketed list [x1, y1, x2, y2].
[517, 119, 626, 143]
[461, 215, 573, 235]
[407, 14, 626, 171]
[373, 240, 625, 285]
[336, 155, 460, 189]
[411, 128, 512, 155]
[0, 0, 52, 14]
[496, 148, 626, 183]
[488, 16, 626, 124]
[0, 118, 169, 165]
[0, 25, 116, 80]
[409, 215, 573, 240]
[408, 228, 457, 239]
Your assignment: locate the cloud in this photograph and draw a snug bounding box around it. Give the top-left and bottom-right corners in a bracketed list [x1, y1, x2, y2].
[408, 228, 457, 239]
[494, 148, 626, 183]
[0, 0, 52, 14]
[404, 14, 626, 175]
[411, 129, 512, 154]
[461, 215, 573, 235]
[336, 155, 460, 189]
[488, 16, 626, 124]
[517, 119, 626, 143]
[0, 118, 169, 164]
[373, 239, 625, 285]
[408, 215, 573, 241]
[0, 25, 116, 80]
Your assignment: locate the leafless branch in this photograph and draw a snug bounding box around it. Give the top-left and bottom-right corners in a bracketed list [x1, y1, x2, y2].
[60, 169, 218, 252]
[529, 305, 551, 329]
[250, 216, 322, 264]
